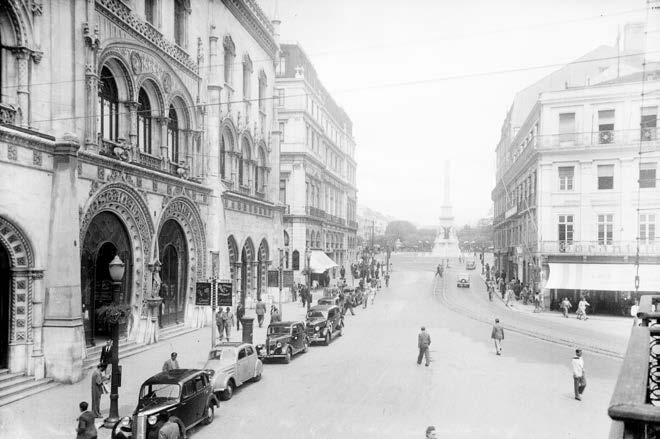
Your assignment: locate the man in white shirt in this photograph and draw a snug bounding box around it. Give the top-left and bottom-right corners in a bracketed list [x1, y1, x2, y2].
[572, 349, 586, 400]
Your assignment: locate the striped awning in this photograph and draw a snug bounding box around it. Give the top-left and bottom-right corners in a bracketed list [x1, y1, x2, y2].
[545, 263, 660, 292]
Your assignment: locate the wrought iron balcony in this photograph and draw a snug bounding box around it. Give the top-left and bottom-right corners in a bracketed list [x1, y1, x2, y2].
[535, 128, 660, 150]
[540, 240, 660, 256]
[348, 220, 358, 229]
[609, 295, 660, 438]
[306, 206, 326, 220]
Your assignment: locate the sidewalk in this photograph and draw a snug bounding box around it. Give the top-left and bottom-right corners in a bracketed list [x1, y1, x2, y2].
[0, 286, 337, 439]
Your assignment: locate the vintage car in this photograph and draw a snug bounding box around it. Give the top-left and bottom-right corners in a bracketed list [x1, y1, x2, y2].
[466, 260, 477, 270]
[457, 272, 471, 288]
[256, 321, 309, 363]
[203, 342, 263, 401]
[305, 304, 344, 345]
[111, 369, 218, 439]
[318, 296, 341, 307]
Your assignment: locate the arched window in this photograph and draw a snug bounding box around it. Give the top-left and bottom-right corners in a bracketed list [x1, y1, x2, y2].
[98, 67, 119, 141]
[220, 130, 227, 179]
[167, 105, 179, 162]
[292, 250, 300, 271]
[174, 0, 186, 47]
[240, 138, 251, 187]
[137, 89, 152, 153]
[223, 36, 235, 85]
[284, 231, 290, 247]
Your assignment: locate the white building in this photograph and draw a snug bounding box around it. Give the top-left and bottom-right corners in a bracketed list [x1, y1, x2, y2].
[276, 43, 358, 282]
[492, 20, 660, 313]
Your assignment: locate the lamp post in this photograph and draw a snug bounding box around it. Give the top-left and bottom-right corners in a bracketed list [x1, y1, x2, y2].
[104, 255, 125, 428]
[278, 248, 284, 319]
[305, 247, 312, 311]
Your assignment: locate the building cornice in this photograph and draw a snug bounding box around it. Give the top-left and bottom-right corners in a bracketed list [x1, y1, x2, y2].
[221, 0, 278, 59]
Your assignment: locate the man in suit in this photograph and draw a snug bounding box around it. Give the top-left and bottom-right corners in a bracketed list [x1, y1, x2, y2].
[99, 340, 112, 366]
[417, 326, 431, 367]
[255, 298, 267, 328]
[162, 352, 179, 372]
[76, 401, 97, 439]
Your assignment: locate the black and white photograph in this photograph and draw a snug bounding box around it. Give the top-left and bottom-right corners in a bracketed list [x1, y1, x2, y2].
[0, 0, 659, 437]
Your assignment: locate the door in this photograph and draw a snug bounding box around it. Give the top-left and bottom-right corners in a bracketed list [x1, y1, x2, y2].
[159, 220, 188, 328]
[291, 324, 302, 352]
[0, 244, 10, 369]
[237, 348, 248, 383]
[178, 380, 197, 426]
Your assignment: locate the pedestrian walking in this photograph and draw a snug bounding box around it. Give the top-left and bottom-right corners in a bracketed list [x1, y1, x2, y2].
[255, 298, 267, 328]
[219, 307, 234, 341]
[417, 326, 431, 366]
[236, 303, 245, 330]
[90, 364, 107, 418]
[215, 309, 226, 342]
[162, 352, 180, 372]
[572, 349, 586, 400]
[560, 297, 572, 318]
[425, 426, 437, 439]
[340, 265, 346, 279]
[577, 297, 590, 320]
[76, 401, 98, 439]
[270, 306, 281, 323]
[158, 412, 181, 439]
[505, 285, 513, 307]
[491, 318, 504, 355]
[435, 264, 443, 277]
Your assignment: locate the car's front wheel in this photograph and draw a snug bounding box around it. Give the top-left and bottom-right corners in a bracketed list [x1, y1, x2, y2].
[323, 331, 331, 346]
[221, 380, 235, 401]
[202, 402, 215, 425]
[302, 341, 309, 353]
[283, 347, 292, 364]
[253, 369, 262, 382]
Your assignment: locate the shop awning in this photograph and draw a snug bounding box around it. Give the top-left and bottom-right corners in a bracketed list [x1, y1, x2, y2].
[309, 251, 338, 274]
[545, 263, 660, 292]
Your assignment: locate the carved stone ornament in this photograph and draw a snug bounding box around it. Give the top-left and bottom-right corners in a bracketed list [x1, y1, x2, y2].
[162, 73, 173, 93]
[130, 52, 142, 75]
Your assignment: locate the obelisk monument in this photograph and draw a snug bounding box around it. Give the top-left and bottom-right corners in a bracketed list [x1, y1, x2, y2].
[432, 160, 461, 257]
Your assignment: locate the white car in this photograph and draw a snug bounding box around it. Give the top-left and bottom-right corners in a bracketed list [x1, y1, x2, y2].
[203, 342, 263, 401]
[457, 273, 471, 288]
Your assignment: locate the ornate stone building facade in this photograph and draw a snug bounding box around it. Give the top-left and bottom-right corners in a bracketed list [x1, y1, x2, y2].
[276, 44, 358, 282]
[0, 0, 282, 385]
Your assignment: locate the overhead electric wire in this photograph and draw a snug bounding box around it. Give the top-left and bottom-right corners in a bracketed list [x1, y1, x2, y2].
[0, 6, 647, 92]
[26, 49, 660, 126]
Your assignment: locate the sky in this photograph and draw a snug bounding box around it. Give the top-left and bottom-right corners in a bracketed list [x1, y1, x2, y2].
[260, 0, 647, 226]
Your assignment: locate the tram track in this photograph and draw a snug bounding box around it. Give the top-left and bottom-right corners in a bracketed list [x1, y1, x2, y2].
[432, 276, 625, 360]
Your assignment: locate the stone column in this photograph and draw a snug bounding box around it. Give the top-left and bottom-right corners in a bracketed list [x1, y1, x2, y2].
[125, 101, 139, 152]
[83, 23, 101, 150]
[11, 48, 31, 128]
[157, 116, 169, 169]
[42, 135, 84, 383]
[183, 129, 194, 170]
[29, 270, 45, 379]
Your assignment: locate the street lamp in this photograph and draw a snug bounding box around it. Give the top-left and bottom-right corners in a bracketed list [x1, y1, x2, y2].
[305, 248, 312, 311]
[278, 248, 284, 319]
[104, 254, 125, 428]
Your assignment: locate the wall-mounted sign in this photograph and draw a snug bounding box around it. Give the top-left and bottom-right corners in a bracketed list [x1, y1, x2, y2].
[195, 282, 212, 306]
[217, 281, 233, 307]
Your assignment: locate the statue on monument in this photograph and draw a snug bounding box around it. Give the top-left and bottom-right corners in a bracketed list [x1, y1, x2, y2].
[431, 160, 461, 257]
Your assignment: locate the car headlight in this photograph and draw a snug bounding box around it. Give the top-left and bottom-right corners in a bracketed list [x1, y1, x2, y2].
[314, 326, 319, 332]
[276, 342, 282, 348]
[148, 415, 158, 425]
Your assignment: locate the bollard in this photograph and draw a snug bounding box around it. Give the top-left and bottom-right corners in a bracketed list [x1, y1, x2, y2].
[241, 317, 254, 344]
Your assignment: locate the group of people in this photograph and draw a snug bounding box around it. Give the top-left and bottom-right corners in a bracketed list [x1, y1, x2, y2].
[560, 296, 591, 320]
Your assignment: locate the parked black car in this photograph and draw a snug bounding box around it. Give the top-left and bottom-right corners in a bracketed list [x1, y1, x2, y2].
[111, 369, 219, 439]
[318, 296, 341, 307]
[305, 305, 344, 345]
[256, 321, 309, 363]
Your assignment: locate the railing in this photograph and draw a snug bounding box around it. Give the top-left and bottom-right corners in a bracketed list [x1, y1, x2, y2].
[348, 220, 358, 229]
[540, 240, 660, 256]
[306, 206, 326, 220]
[608, 295, 660, 438]
[327, 214, 346, 226]
[95, 0, 198, 74]
[255, 190, 265, 200]
[536, 128, 660, 150]
[168, 161, 178, 174]
[238, 185, 251, 196]
[137, 151, 161, 171]
[0, 103, 17, 125]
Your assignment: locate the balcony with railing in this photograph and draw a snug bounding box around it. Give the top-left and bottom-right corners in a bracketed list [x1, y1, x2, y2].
[348, 220, 358, 229]
[536, 128, 660, 150]
[306, 206, 326, 220]
[609, 295, 660, 438]
[541, 240, 660, 256]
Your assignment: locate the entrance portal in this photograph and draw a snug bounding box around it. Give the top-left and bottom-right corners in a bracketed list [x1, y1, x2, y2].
[158, 220, 187, 327]
[81, 211, 132, 347]
[0, 244, 9, 369]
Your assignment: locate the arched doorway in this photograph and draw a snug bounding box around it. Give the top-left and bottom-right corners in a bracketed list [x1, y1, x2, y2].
[158, 220, 188, 327]
[0, 243, 10, 369]
[81, 212, 133, 347]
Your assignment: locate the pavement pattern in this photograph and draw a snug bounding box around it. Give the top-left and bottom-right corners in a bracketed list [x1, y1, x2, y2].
[0, 254, 630, 438]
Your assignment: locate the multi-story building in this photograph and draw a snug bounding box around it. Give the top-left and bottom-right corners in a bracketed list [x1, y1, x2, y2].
[276, 44, 358, 282]
[492, 21, 660, 313]
[0, 0, 281, 386]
